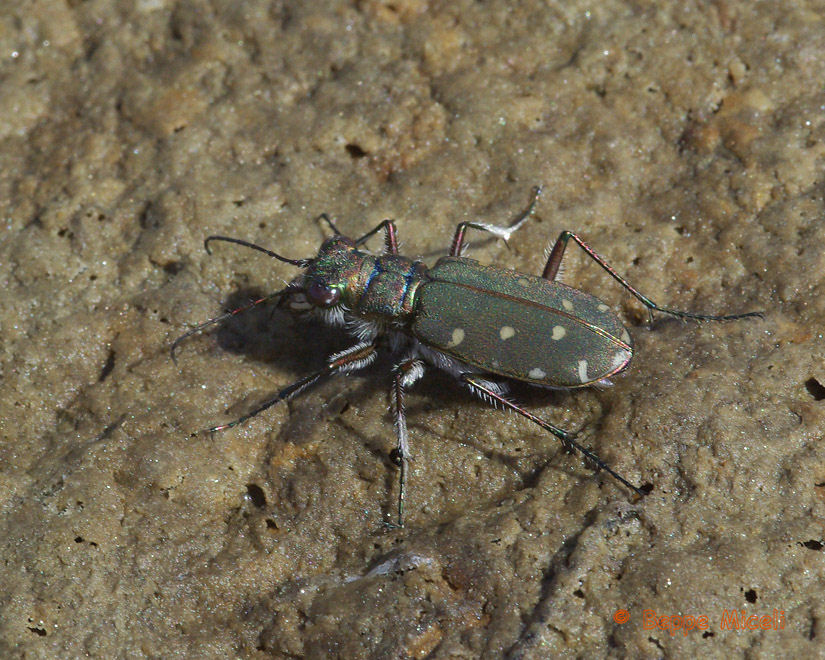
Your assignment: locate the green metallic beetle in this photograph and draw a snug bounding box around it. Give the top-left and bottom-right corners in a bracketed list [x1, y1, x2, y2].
[172, 187, 760, 526]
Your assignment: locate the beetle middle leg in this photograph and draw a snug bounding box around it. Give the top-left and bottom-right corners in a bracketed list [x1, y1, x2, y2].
[462, 373, 645, 499]
[542, 231, 763, 323]
[449, 186, 542, 256]
[387, 357, 425, 527]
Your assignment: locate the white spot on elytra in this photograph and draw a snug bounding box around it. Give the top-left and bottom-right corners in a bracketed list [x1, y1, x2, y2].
[597, 303, 609, 312]
[612, 351, 630, 370]
[621, 328, 631, 345]
[499, 326, 515, 340]
[551, 325, 566, 340]
[577, 359, 589, 383]
[528, 367, 546, 380]
[562, 299, 574, 311]
[447, 327, 465, 347]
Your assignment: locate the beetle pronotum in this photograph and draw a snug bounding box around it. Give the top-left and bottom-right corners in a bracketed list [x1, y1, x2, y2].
[172, 188, 760, 526]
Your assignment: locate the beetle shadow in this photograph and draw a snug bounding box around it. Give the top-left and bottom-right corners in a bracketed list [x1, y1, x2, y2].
[200, 289, 596, 512]
[205, 296, 417, 521]
[212, 288, 345, 374]
[206, 286, 395, 439]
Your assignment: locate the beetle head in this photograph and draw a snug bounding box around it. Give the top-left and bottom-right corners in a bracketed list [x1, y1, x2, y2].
[295, 235, 365, 310]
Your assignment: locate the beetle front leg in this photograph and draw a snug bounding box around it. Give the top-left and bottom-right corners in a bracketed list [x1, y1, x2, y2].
[171, 288, 294, 364]
[387, 358, 424, 528]
[449, 186, 542, 256]
[462, 373, 645, 499]
[541, 231, 762, 323]
[205, 341, 377, 433]
[354, 219, 400, 255]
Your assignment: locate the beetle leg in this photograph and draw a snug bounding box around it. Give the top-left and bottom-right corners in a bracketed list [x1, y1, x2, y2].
[204, 342, 377, 433]
[354, 219, 400, 255]
[388, 358, 424, 527]
[171, 285, 301, 364]
[542, 231, 763, 323]
[462, 373, 645, 499]
[319, 212, 400, 256]
[449, 186, 542, 256]
[317, 212, 343, 235]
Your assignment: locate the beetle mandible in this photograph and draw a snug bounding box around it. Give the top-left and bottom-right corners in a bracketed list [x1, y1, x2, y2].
[172, 187, 761, 527]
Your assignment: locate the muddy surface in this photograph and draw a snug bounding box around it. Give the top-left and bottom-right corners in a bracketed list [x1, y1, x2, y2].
[1, 1, 823, 657]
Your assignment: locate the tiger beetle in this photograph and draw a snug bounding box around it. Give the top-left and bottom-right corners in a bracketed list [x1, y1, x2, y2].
[172, 187, 761, 527]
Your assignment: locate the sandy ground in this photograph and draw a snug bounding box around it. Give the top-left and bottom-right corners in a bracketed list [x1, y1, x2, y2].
[1, 1, 823, 657]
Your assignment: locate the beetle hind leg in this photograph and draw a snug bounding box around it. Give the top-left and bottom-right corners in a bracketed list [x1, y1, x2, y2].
[462, 374, 644, 498]
[542, 231, 762, 323]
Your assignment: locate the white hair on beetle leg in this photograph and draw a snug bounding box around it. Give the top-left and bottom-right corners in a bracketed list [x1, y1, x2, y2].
[318, 305, 346, 327]
[463, 376, 502, 409]
[347, 317, 380, 342]
[462, 375, 527, 415]
[390, 389, 409, 456]
[466, 377, 506, 396]
[328, 341, 377, 373]
[396, 359, 425, 388]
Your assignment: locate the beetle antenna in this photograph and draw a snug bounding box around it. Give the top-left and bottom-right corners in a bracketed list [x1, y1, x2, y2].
[204, 236, 312, 267]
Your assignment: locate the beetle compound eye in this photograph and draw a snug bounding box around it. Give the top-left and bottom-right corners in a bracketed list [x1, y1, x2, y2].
[306, 281, 341, 307]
